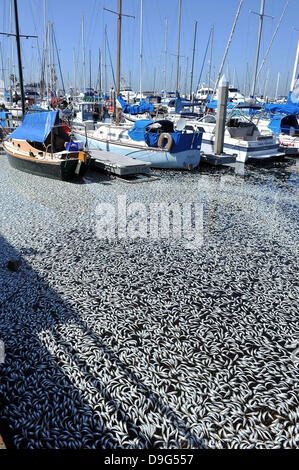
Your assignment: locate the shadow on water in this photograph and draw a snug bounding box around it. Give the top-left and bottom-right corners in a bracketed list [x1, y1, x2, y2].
[0, 233, 204, 449]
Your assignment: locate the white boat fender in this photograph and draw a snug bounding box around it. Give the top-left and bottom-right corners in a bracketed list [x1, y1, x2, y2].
[75, 159, 82, 175]
[158, 132, 173, 151]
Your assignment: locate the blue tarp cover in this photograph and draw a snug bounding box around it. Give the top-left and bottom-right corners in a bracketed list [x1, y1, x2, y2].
[117, 96, 154, 114]
[174, 94, 200, 113]
[9, 111, 58, 142]
[268, 114, 299, 136]
[144, 131, 202, 153]
[268, 115, 285, 135]
[206, 99, 235, 109]
[264, 102, 299, 116]
[128, 119, 154, 141]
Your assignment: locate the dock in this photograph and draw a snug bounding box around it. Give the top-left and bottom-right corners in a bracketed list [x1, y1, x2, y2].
[89, 149, 151, 176]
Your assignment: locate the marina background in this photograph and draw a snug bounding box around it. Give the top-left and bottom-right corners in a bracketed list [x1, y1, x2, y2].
[0, 0, 298, 97]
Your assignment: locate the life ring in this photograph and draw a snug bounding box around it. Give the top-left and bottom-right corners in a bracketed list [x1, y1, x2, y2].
[157, 132, 173, 151]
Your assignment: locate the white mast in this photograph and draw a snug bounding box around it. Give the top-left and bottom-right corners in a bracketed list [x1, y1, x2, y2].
[82, 15, 86, 92]
[275, 72, 280, 99]
[47, 23, 51, 92]
[73, 47, 76, 95]
[189, 20, 198, 98]
[10, 0, 15, 78]
[263, 67, 270, 99]
[164, 18, 168, 95]
[9, 0, 15, 104]
[290, 38, 299, 92]
[104, 25, 107, 94]
[207, 24, 214, 95]
[175, 0, 182, 92]
[251, 0, 265, 97]
[184, 56, 188, 96]
[44, 0, 49, 100]
[139, 0, 143, 100]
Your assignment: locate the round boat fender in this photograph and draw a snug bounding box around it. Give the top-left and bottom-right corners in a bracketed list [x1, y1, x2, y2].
[157, 132, 173, 151]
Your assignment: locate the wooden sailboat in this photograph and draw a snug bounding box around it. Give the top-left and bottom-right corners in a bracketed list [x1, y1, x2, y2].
[3, 110, 90, 180]
[3, 0, 90, 180]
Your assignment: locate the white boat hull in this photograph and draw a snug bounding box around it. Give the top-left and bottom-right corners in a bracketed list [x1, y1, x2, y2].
[200, 134, 280, 163]
[73, 129, 201, 170]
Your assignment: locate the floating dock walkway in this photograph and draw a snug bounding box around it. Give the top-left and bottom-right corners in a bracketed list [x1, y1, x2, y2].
[89, 149, 151, 176]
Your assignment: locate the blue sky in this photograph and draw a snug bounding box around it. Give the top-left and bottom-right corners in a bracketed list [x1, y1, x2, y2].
[0, 0, 298, 96]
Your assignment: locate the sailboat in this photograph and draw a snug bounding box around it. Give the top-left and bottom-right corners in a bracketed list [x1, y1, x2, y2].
[3, 1, 90, 180]
[3, 110, 90, 180]
[253, 32, 299, 154]
[72, 0, 203, 170]
[255, 75, 299, 154]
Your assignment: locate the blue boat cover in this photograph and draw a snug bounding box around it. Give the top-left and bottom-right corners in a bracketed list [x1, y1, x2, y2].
[268, 114, 299, 136]
[8, 111, 58, 142]
[117, 96, 154, 114]
[0, 111, 10, 128]
[128, 119, 154, 141]
[206, 99, 235, 109]
[264, 102, 299, 115]
[174, 93, 200, 113]
[144, 131, 202, 153]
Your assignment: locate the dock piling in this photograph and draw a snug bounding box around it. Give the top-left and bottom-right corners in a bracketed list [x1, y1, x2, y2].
[214, 75, 229, 155]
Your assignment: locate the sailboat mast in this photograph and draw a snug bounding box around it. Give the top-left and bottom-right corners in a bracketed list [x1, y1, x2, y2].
[82, 15, 86, 92]
[189, 20, 197, 98]
[116, 0, 122, 125]
[251, 0, 265, 97]
[10, 0, 14, 104]
[73, 47, 76, 95]
[176, 0, 182, 92]
[51, 23, 55, 93]
[139, 0, 143, 101]
[13, 0, 25, 116]
[275, 71, 280, 99]
[98, 48, 102, 95]
[207, 24, 214, 96]
[184, 56, 188, 96]
[290, 38, 299, 92]
[164, 18, 168, 95]
[47, 23, 51, 93]
[104, 25, 107, 94]
[89, 49, 92, 91]
[44, 0, 48, 101]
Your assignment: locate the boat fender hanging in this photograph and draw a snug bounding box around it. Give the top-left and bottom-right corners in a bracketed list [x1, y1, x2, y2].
[157, 132, 173, 151]
[78, 151, 87, 163]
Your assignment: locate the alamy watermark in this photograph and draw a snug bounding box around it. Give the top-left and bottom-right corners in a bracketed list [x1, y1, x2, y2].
[95, 195, 203, 249]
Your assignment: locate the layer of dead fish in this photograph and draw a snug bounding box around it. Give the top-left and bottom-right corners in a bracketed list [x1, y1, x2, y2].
[0, 157, 298, 449]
